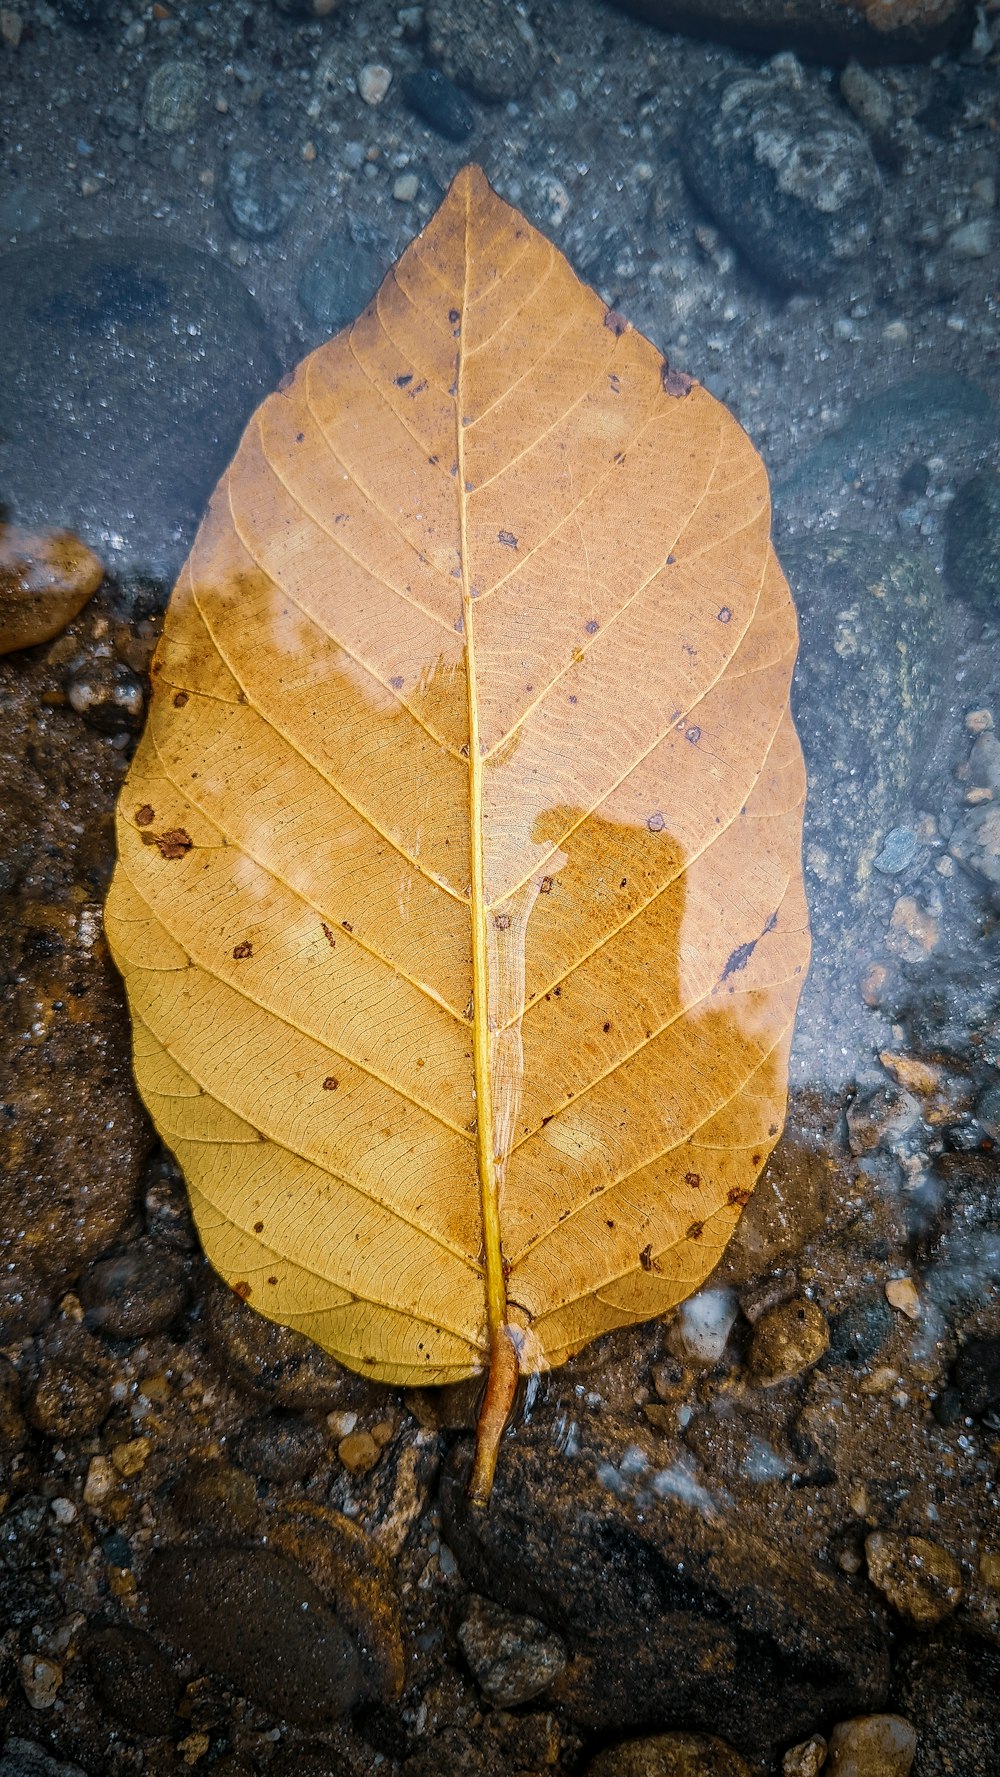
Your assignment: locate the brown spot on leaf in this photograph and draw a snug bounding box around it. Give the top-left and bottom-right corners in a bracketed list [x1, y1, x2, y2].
[661, 362, 694, 398]
[717, 606, 732, 623]
[173, 691, 189, 709]
[321, 923, 336, 948]
[253, 1221, 264, 1234]
[686, 1220, 704, 1241]
[539, 876, 554, 894]
[233, 1281, 252, 1301]
[604, 307, 628, 337]
[647, 812, 665, 834]
[323, 1077, 338, 1091]
[135, 804, 155, 827]
[685, 1171, 701, 1188]
[497, 529, 518, 550]
[639, 1244, 660, 1272]
[143, 828, 193, 860]
[493, 912, 511, 931]
[728, 1187, 752, 1208]
[232, 940, 253, 961]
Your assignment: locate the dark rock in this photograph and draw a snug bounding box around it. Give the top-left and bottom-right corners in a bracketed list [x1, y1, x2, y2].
[586, 1731, 752, 1776]
[268, 1501, 405, 1704]
[298, 227, 390, 334]
[222, 150, 302, 240]
[606, 0, 971, 61]
[402, 68, 476, 141]
[26, 1356, 111, 1440]
[425, 0, 539, 101]
[458, 1595, 566, 1705]
[893, 1636, 1000, 1777]
[201, 1271, 347, 1409]
[0, 902, 151, 1303]
[824, 1292, 894, 1369]
[679, 67, 882, 292]
[79, 1240, 190, 1339]
[0, 1495, 49, 1570]
[953, 1339, 1000, 1420]
[172, 1461, 262, 1536]
[146, 1544, 362, 1727]
[946, 470, 1000, 616]
[441, 1435, 890, 1762]
[0, 524, 103, 657]
[233, 1411, 325, 1482]
[84, 1623, 181, 1735]
[0, 239, 279, 578]
[782, 533, 946, 954]
[0, 1740, 86, 1777]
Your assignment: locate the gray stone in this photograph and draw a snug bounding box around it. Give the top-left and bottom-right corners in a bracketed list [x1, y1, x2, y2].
[679, 67, 883, 291]
[298, 226, 390, 334]
[143, 60, 205, 134]
[0, 1741, 85, 1777]
[839, 61, 894, 141]
[946, 468, 1000, 616]
[948, 218, 992, 259]
[426, 0, 539, 102]
[782, 532, 946, 954]
[442, 1435, 890, 1763]
[950, 804, 1000, 890]
[222, 149, 302, 239]
[146, 1545, 361, 1727]
[778, 376, 997, 513]
[458, 1595, 567, 1705]
[0, 238, 279, 577]
[873, 827, 917, 875]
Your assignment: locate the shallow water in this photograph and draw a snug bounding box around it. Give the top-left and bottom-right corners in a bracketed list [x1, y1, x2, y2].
[1, 3, 999, 1774]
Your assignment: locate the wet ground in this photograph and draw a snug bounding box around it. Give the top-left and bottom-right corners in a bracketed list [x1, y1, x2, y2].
[1, 1, 1000, 1773]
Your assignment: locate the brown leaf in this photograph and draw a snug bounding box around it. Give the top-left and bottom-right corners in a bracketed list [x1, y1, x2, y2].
[107, 165, 810, 1498]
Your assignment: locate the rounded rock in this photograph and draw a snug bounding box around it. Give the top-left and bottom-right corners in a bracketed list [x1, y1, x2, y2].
[458, 1595, 567, 1707]
[749, 1297, 830, 1385]
[402, 67, 476, 141]
[172, 1461, 261, 1537]
[586, 1730, 753, 1776]
[222, 150, 302, 240]
[143, 60, 205, 134]
[0, 525, 103, 657]
[146, 1544, 362, 1727]
[79, 1240, 190, 1339]
[864, 1531, 962, 1626]
[425, 0, 539, 102]
[26, 1358, 111, 1439]
[825, 1714, 916, 1777]
[298, 228, 389, 334]
[84, 1623, 181, 1735]
[679, 66, 882, 291]
[268, 1500, 405, 1703]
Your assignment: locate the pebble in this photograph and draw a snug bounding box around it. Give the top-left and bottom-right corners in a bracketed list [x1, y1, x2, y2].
[846, 1083, 920, 1157]
[0, 525, 103, 657]
[84, 1624, 180, 1736]
[425, 0, 539, 102]
[67, 659, 145, 731]
[679, 64, 882, 291]
[949, 805, 1000, 888]
[458, 1595, 567, 1706]
[234, 1411, 326, 1482]
[393, 173, 419, 203]
[825, 1714, 917, 1777]
[222, 149, 302, 239]
[358, 63, 392, 105]
[953, 1337, 1000, 1419]
[884, 1277, 921, 1320]
[143, 60, 205, 134]
[172, 1460, 261, 1536]
[872, 826, 917, 876]
[146, 1544, 361, 1726]
[585, 1730, 752, 1776]
[864, 1531, 962, 1625]
[946, 468, 1000, 616]
[79, 1239, 190, 1337]
[838, 61, 893, 142]
[83, 1454, 114, 1506]
[668, 1288, 739, 1365]
[19, 1655, 63, 1710]
[886, 895, 939, 962]
[110, 1435, 152, 1477]
[298, 226, 389, 333]
[27, 1357, 112, 1439]
[783, 1736, 826, 1777]
[1, 9, 23, 48]
[337, 1429, 381, 1474]
[402, 66, 475, 141]
[749, 1297, 830, 1385]
[948, 219, 992, 259]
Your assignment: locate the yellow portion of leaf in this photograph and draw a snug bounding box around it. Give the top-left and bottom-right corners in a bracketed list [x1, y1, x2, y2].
[107, 164, 809, 1395]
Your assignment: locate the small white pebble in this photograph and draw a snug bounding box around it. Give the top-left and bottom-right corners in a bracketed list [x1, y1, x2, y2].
[393, 172, 419, 202]
[965, 707, 995, 733]
[325, 1409, 357, 1438]
[882, 319, 908, 343]
[358, 63, 392, 105]
[51, 1497, 77, 1525]
[83, 1454, 114, 1506]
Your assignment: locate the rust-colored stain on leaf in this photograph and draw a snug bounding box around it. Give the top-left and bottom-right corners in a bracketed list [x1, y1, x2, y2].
[107, 165, 810, 1499]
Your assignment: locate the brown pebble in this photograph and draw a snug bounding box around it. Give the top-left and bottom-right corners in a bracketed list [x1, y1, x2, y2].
[749, 1297, 830, 1385]
[337, 1430, 380, 1474]
[865, 1531, 962, 1626]
[0, 523, 103, 656]
[825, 1713, 917, 1776]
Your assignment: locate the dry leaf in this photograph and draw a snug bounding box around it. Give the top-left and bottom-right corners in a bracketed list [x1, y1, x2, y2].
[107, 165, 809, 1498]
